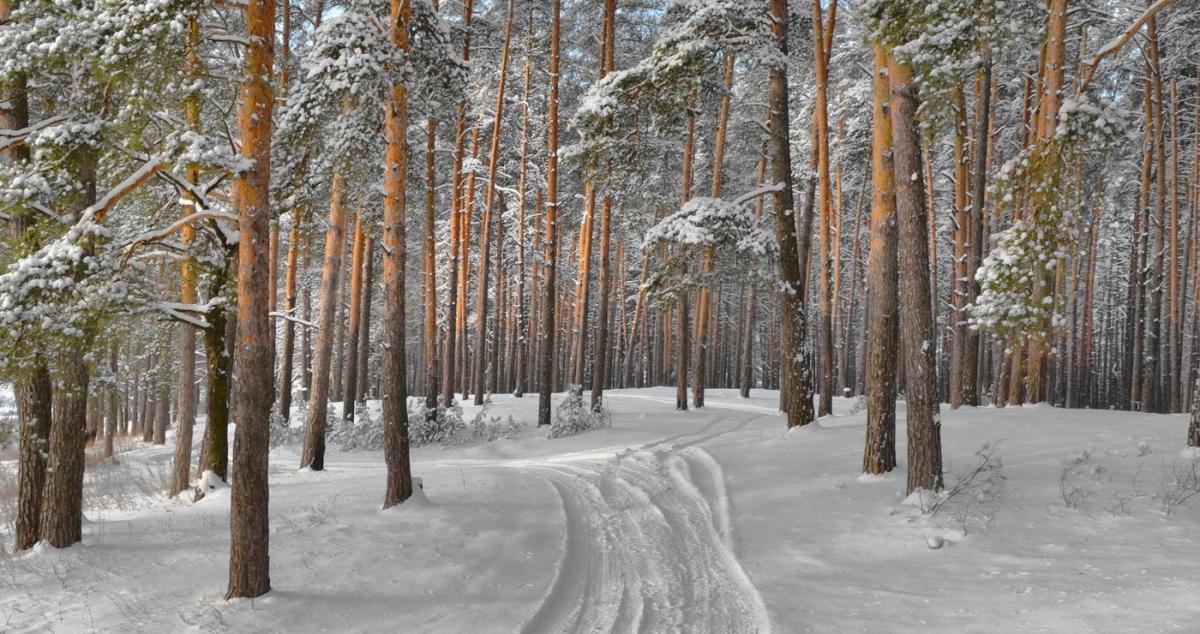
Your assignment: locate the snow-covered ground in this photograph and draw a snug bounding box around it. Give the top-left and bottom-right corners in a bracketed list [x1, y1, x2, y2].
[1, 388, 1198, 632]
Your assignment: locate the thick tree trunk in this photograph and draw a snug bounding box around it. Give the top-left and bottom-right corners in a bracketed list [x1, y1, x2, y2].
[381, 0, 414, 508]
[3, 0, 54, 551]
[889, 56, 943, 494]
[226, 0, 274, 598]
[14, 366, 51, 550]
[769, 0, 814, 428]
[863, 45, 898, 475]
[39, 362, 89, 548]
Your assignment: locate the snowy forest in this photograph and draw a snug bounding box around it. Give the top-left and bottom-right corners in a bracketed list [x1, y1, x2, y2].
[1, 0, 1199, 630]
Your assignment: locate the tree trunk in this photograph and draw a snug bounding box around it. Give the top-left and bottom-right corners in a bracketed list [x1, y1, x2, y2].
[812, 0, 836, 417]
[513, 12, 534, 398]
[960, 47, 991, 407]
[423, 70, 440, 411]
[441, 0, 474, 408]
[769, 0, 814, 428]
[13, 366, 51, 550]
[226, 0, 274, 599]
[473, 0, 515, 405]
[889, 55, 943, 494]
[300, 157, 350, 470]
[863, 44, 898, 475]
[39, 362, 89, 548]
[537, 0, 561, 428]
[3, 0, 54, 551]
[692, 53, 734, 409]
[201, 300, 231, 480]
[357, 237, 374, 402]
[589, 0, 617, 412]
[342, 212, 365, 422]
[381, 0, 414, 508]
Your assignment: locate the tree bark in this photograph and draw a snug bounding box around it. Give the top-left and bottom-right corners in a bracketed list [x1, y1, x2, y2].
[473, 0, 515, 405]
[39, 362, 89, 548]
[381, 0, 414, 508]
[226, 0, 274, 598]
[889, 55, 943, 494]
[769, 0, 815, 428]
[300, 155, 350, 470]
[863, 44, 898, 475]
[812, 0, 836, 417]
[537, 0, 561, 427]
[590, 0, 617, 412]
[442, 0, 474, 408]
[342, 212, 365, 422]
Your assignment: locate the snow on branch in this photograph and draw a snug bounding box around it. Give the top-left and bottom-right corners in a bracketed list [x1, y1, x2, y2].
[122, 210, 241, 255]
[270, 310, 317, 328]
[1077, 0, 1177, 94]
[85, 158, 166, 223]
[150, 301, 218, 329]
[0, 114, 70, 153]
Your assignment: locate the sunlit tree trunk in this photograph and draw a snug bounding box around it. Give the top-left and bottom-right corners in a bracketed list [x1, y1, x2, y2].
[422, 2, 441, 412]
[442, 0, 474, 408]
[692, 53, 734, 409]
[226, 0, 274, 598]
[381, 0, 414, 508]
[473, 0, 515, 405]
[342, 212, 365, 421]
[300, 153, 349, 471]
[812, 0, 836, 417]
[590, 0, 617, 412]
[538, 0, 561, 427]
[863, 45, 898, 475]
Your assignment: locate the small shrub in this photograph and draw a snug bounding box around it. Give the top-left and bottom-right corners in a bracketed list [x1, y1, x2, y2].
[1059, 448, 1098, 510]
[918, 442, 1006, 535]
[1155, 456, 1200, 517]
[547, 387, 610, 439]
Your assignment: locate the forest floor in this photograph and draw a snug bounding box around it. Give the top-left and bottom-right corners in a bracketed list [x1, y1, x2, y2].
[1, 387, 1198, 633]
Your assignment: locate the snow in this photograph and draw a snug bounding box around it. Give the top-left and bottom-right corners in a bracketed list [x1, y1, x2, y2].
[2, 389, 1198, 631]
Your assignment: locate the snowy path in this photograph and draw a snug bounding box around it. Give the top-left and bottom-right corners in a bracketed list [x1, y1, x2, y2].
[518, 401, 771, 634]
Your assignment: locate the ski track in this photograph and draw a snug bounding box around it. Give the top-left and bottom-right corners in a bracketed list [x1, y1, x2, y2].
[519, 404, 772, 634]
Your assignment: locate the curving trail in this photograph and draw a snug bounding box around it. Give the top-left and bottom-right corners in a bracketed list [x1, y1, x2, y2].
[519, 416, 771, 634]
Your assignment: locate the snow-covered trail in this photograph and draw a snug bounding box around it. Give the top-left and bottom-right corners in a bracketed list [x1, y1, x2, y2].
[517, 442, 770, 634]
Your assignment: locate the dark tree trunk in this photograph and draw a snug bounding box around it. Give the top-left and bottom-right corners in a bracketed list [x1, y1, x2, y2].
[889, 56, 943, 494]
[768, 0, 814, 428]
[39, 363, 89, 548]
[14, 366, 52, 550]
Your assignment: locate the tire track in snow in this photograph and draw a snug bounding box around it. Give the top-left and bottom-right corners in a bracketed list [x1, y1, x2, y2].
[520, 444, 771, 634]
